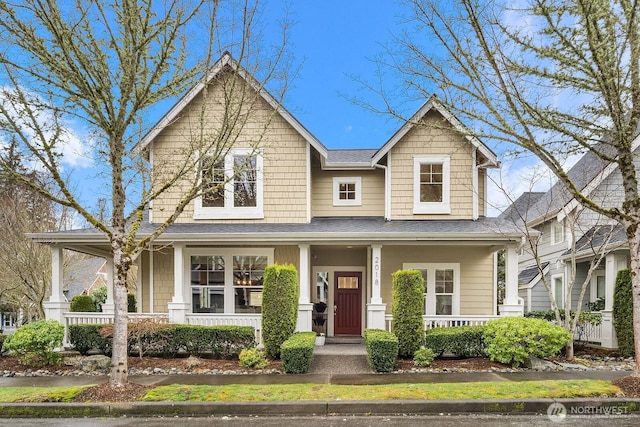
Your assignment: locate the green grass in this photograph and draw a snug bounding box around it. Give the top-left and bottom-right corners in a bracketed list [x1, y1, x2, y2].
[0, 386, 89, 403]
[0, 380, 620, 403]
[143, 380, 619, 402]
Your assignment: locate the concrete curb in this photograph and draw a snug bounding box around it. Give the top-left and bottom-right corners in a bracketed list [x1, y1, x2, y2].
[1, 398, 639, 418]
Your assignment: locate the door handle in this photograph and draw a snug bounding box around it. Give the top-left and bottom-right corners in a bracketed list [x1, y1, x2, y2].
[334, 305, 337, 315]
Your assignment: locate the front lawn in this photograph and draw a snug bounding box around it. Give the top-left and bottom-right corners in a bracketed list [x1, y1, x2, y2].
[0, 380, 620, 403]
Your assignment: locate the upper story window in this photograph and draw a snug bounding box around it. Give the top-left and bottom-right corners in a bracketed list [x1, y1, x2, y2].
[413, 155, 450, 214]
[333, 176, 362, 206]
[195, 148, 263, 219]
[551, 221, 564, 245]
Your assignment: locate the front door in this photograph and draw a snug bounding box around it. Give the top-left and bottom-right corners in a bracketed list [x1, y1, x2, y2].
[334, 271, 362, 335]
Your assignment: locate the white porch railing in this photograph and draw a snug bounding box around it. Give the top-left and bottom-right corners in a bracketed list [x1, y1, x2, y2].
[62, 312, 261, 346]
[384, 315, 499, 332]
[186, 314, 262, 344]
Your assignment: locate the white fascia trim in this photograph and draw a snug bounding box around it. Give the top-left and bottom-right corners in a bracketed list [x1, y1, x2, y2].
[371, 97, 499, 167]
[472, 148, 478, 220]
[134, 53, 328, 159]
[306, 143, 311, 223]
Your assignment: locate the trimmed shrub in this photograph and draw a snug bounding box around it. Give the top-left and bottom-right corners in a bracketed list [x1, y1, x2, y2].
[239, 347, 268, 369]
[391, 270, 425, 358]
[483, 317, 571, 367]
[70, 295, 97, 312]
[281, 332, 316, 373]
[69, 323, 255, 358]
[413, 347, 435, 367]
[68, 324, 112, 356]
[2, 320, 64, 366]
[262, 264, 299, 359]
[364, 328, 398, 373]
[425, 325, 486, 357]
[613, 269, 634, 357]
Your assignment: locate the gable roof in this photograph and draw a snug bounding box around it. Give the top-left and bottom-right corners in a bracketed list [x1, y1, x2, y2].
[371, 96, 499, 167]
[498, 191, 545, 225]
[518, 261, 550, 289]
[134, 52, 328, 158]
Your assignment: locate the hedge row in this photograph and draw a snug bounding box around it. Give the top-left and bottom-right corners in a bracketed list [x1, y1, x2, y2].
[425, 325, 486, 357]
[69, 323, 255, 359]
[280, 332, 316, 373]
[364, 329, 398, 372]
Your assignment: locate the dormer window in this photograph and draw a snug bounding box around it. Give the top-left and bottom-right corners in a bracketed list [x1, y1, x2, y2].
[413, 155, 450, 214]
[333, 177, 362, 206]
[194, 148, 263, 219]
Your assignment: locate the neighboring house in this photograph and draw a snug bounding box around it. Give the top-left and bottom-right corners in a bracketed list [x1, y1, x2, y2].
[63, 256, 107, 301]
[33, 53, 524, 342]
[500, 140, 640, 349]
[0, 305, 17, 334]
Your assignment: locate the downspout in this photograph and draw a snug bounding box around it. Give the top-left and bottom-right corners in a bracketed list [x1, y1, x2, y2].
[374, 153, 391, 220]
[472, 148, 478, 220]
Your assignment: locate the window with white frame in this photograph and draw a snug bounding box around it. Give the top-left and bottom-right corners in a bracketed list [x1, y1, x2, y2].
[552, 274, 564, 308]
[195, 149, 263, 219]
[590, 273, 605, 307]
[404, 263, 460, 315]
[188, 248, 273, 314]
[551, 221, 565, 245]
[413, 155, 451, 214]
[333, 176, 362, 206]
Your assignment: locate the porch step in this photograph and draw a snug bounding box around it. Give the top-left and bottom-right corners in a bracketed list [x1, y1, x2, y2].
[325, 336, 364, 345]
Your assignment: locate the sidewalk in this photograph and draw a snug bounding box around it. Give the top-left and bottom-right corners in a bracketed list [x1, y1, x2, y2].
[0, 344, 638, 418]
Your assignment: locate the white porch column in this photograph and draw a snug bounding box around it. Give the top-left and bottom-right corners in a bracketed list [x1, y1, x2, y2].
[296, 244, 313, 332]
[101, 259, 115, 314]
[43, 244, 70, 324]
[600, 252, 628, 348]
[168, 244, 189, 324]
[499, 244, 524, 316]
[367, 244, 387, 329]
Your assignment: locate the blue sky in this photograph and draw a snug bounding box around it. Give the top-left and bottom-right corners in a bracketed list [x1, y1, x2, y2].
[280, 1, 409, 149]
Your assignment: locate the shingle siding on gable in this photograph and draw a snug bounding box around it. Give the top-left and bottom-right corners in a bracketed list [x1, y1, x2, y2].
[389, 110, 475, 220]
[150, 76, 308, 224]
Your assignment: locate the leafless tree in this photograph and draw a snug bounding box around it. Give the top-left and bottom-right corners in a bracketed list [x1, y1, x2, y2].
[0, 0, 292, 386]
[366, 0, 640, 376]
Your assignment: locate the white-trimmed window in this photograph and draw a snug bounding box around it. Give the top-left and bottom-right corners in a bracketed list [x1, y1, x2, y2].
[551, 221, 565, 245]
[194, 148, 263, 219]
[552, 273, 564, 308]
[333, 176, 362, 206]
[404, 263, 460, 315]
[413, 155, 451, 214]
[590, 273, 605, 305]
[188, 248, 273, 314]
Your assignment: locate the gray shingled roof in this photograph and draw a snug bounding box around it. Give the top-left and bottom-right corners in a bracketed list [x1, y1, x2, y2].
[30, 216, 524, 243]
[326, 149, 377, 164]
[498, 192, 545, 224]
[519, 262, 549, 285]
[562, 223, 627, 256]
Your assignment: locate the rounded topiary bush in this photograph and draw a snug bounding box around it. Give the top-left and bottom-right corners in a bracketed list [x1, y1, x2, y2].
[239, 347, 267, 369]
[262, 263, 299, 359]
[414, 347, 435, 367]
[70, 295, 96, 312]
[391, 269, 425, 358]
[613, 269, 634, 357]
[483, 316, 571, 367]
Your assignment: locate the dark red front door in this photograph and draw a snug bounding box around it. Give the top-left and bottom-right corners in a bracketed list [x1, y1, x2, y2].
[334, 272, 362, 335]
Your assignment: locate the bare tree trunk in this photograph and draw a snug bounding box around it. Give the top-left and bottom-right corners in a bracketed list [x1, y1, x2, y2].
[110, 239, 130, 387]
[629, 226, 640, 377]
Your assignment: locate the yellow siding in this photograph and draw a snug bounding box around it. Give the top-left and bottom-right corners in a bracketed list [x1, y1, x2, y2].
[274, 245, 299, 270]
[152, 249, 174, 313]
[311, 168, 385, 217]
[390, 110, 475, 219]
[380, 245, 494, 315]
[478, 168, 486, 217]
[150, 73, 308, 224]
[140, 251, 150, 313]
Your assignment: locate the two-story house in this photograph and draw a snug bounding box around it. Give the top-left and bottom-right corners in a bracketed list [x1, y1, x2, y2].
[500, 141, 640, 349]
[35, 53, 524, 342]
